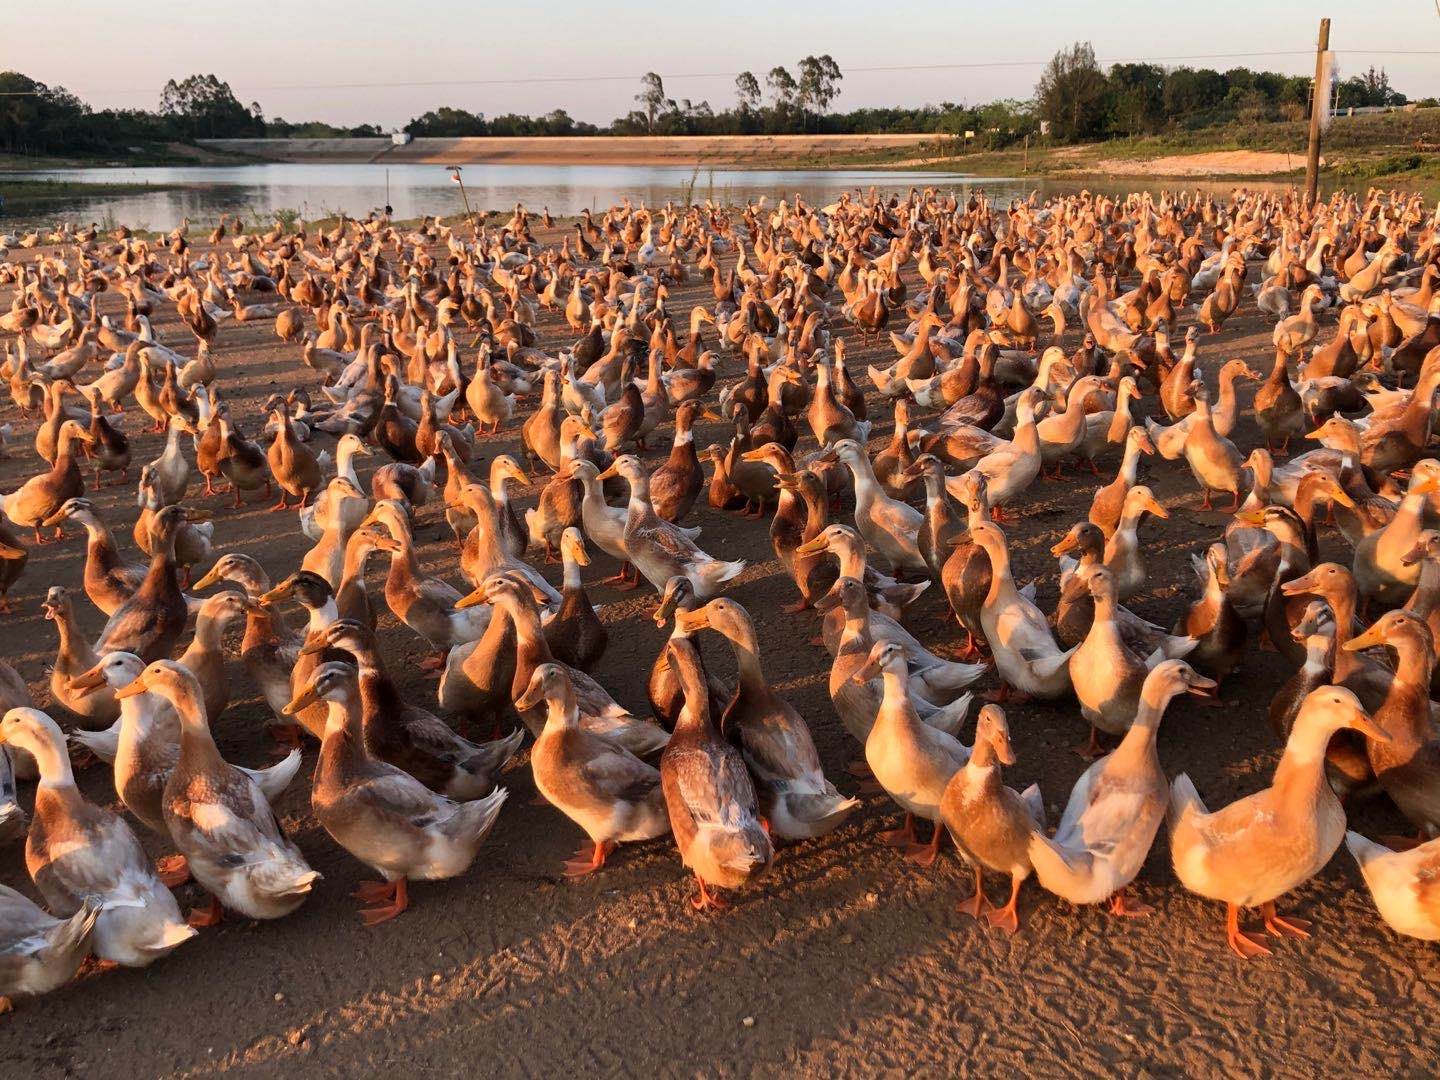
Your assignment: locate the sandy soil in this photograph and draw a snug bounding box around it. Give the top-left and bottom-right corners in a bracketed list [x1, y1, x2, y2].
[2, 222, 1440, 1078]
[198, 134, 937, 168]
[1091, 150, 1310, 178]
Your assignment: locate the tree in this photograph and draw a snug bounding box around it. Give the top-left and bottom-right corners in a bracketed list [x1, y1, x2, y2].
[1339, 65, 1406, 109]
[796, 55, 843, 130]
[1034, 42, 1107, 142]
[735, 71, 761, 114]
[1106, 63, 1164, 136]
[158, 74, 260, 138]
[635, 72, 666, 134]
[767, 66, 798, 113]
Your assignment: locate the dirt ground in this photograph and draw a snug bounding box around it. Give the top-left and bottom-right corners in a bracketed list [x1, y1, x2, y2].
[2, 214, 1439, 1079]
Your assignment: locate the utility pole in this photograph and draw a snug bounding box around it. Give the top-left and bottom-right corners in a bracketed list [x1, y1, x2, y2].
[1304, 17, 1331, 208]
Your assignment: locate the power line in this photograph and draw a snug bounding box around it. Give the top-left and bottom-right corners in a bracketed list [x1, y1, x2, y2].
[6, 48, 1439, 98]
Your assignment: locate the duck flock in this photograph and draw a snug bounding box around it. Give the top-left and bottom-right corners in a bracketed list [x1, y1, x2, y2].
[1, 184, 1439, 1014]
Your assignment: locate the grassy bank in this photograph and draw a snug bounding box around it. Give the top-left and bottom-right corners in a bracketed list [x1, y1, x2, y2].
[1, 178, 187, 204]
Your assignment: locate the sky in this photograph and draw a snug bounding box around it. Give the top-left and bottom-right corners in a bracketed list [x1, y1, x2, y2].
[9, 1, 1440, 129]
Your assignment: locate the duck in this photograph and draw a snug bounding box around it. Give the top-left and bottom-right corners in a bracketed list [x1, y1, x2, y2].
[0, 886, 99, 1012]
[266, 406, 326, 511]
[939, 704, 1044, 933]
[1345, 831, 1440, 941]
[1, 419, 91, 544]
[1352, 460, 1440, 608]
[659, 636, 773, 910]
[1342, 611, 1440, 838]
[597, 455, 746, 597]
[95, 504, 198, 663]
[515, 663, 669, 876]
[675, 598, 859, 839]
[968, 521, 1076, 699]
[300, 432, 371, 542]
[0, 707, 195, 965]
[1029, 661, 1216, 916]
[1174, 543, 1248, 685]
[365, 502, 491, 668]
[42, 497, 147, 616]
[1169, 684, 1390, 958]
[0, 514, 27, 612]
[69, 651, 301, 884]
[648, 576, 733, 732]
[547, 527, 608, 672]
[1088, 427, 1155, 540]
[648, 399, 708, 524]
[287, 662, 508, 925]
[943, 387, 1047, 521]
[854, 640, 971, 866]
[822, 438, 927, 576]
[1093, 485, 1170, 601]
[303, 619, 523, 799]
[115, 662, 319, 926]
[40, 585, 117, 729]
[1179, 379, 1247, 512]
[769, 468, 831, 611]
[214, 406, 273, 507]
[1254, 348, 1306, 454]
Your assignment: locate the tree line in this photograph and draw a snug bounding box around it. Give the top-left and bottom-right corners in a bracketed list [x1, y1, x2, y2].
[0, 49, 1426, 160]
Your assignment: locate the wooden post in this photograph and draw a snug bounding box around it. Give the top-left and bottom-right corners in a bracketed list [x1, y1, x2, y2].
[1304, 17, 1331, 208]
[1023, 134, 1030, 174]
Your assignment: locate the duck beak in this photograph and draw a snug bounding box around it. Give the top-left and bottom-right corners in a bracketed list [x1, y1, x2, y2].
[191, 565, 223, 591]
[114, 675, 149, 700]
[69, 665, 109, 699]
[1235, 507, 1266, 526]
[569, 543, 590, 567]
[595, 463, 618, 482]
[673, 607, 708, 633]
[992, 727, 1017, 766]
[1327, 486, 1356, 510]
[0, 541, 24, 560]
[1279, 570, 1317, 597]
[40, 508, 69, 528]
[739, 448, 766, 463]
[1414, 474, 1440, 496]
[454, 588, 487, 610]
[1348, 711, 1391, 744]
[297, 638, 328, 657]
[509, 464, 531, 486]
[1144, 496, 1169, 519]
[795, 536, 828, 557]
[699, 408, 723, 422]
[813, 587, 842, 613]
[1402, 540, 1431, 567]
[513, 677, 546, 713]
[283, 684, 322, 716]
[1050, 532, 1079, 557]
[1342, 624, 1386, 653]
[1185, 673, 1218, 698]
[256, 584, 288, 607]
[851, 659, 882, 684]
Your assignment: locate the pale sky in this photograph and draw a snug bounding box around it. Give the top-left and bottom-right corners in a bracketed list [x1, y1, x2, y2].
[11, 1, 1440, 129]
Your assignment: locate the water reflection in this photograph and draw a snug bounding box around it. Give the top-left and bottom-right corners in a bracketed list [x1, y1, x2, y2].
[0, 162, 1297, 232]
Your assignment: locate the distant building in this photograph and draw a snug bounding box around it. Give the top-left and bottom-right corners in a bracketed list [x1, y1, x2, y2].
[391, 131, 413, 146]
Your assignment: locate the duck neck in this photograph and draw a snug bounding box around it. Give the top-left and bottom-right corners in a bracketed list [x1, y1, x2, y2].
[306, 596, 340, 637]
[27, 733, 76, 789]
[1118, 438, 1144, 486]
[561, 552, 583, 592]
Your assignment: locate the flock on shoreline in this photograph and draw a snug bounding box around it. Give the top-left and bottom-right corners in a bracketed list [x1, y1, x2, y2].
[1, 181, 1440, 1013]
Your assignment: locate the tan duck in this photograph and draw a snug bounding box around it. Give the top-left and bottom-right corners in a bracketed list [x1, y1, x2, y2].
[0, 886, 99, 1012]
[648, 576, 733, 732]
[458, 576, 668, 756]
[675, 598, 859, 839]
[215, 406, 272, 507]
[304, 619, 523, 799]
[266, 406, 325, 510]
[659, 636, 773, 910]
[968, 521, 1075, 700]
[548, 527, 608, 673]
[1343, 611, 1440, 839]
[1029, 661, 1216, 916]
[1169, 685, 1390, 958]
[1179, 378, 1247, 511]
[1088, 426, 1155, 540]
[41, 586, 117, 729]
[1174, 543, 1248, 684]
[597, 455, 746, 597]
[289, 662, 508, 925]
[367, 502, 493, 668]
[769, 468, 830, 612]
[1346, 830, 1440, 941]
[0, 707, 194, 966]
[515, 663, 668, 877]
[1, 419, 91, 543]
[96, 505, 199, 663]
[116, 661, 319, 927]
[1353, 460, 1440, 608]
[940, 705, 1044, 933]
[42, 497, 146, 617]
[648, 399, 708, 524]
[855, 640, 971, 866]
[823, 438, 927, 577]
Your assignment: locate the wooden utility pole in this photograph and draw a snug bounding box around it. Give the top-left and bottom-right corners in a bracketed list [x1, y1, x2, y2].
[1305, 17, 1331, 207]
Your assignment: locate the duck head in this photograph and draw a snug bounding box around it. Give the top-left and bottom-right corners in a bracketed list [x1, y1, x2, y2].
[851, 640, 907, 684]
[69, 651, 146, 698]
[283, 660, 359, 717]
[973, 704, 1015, 766]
